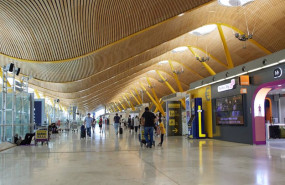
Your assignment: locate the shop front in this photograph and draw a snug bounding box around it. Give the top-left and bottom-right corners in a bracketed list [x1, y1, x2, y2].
[189, 49, 285, 144]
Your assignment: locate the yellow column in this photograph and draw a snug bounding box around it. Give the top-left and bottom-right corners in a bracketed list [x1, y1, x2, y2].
[169, 61, 184, 92]
[124, 95, 135, 111]
[146, 77, 164, 113]
[139, 83, 165, 116]
[130, 91, 141, 105]
[115, 103, 121, 112]
[156, 70, 176, 93]
[187, 47, 216, 75]
[118, 100, 126, 110]
[220, 23, 271, 55]
[34, 89, 41, 99]
[217, 23, 234, 69]
[134, 88, 143, 104]
[156, 70, 186, 109]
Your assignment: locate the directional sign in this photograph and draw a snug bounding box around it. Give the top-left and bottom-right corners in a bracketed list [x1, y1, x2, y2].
[172, 128, 178, 133]
[167, 101, 182, 136]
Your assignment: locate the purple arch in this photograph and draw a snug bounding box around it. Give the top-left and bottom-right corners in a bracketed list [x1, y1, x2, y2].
[251, 79, 285, 144]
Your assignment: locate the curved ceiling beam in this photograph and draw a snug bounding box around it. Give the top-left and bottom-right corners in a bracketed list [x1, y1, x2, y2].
[31, 68, 186, 103]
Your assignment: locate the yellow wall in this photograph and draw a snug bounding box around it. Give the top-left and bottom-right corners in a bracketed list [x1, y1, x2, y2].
[188, 86, 213, 138]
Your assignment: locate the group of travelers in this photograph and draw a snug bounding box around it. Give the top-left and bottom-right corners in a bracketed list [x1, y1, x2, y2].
[127, 115, 140, 133]
[113, 107, 166, 148]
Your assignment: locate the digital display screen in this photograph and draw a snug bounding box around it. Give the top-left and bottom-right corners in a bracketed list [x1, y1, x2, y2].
[215, 95, 244, 125]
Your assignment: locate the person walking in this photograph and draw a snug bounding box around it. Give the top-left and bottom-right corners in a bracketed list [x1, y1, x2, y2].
[114, 113, 120, 135]
[158, 118, 166, 146]
[141, 107, 156, 148]
[134, 115, 139, 133]
[128, 115, 132, 132]
[91, 116, 96, 133]
[84, 113, 93, 137]
[99, 116, 103, 133]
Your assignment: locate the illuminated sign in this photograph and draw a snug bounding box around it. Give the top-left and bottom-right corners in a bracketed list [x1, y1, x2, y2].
[239, 75, 250, 86]
[274, 67, 282, 78]
[217, 79, 235, 92]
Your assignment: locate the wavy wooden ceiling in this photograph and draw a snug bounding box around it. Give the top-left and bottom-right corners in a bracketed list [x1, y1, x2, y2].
[0, 0, 285, 112]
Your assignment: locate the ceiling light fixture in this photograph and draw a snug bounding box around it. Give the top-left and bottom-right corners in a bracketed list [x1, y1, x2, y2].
[218, 0, 254, 7]
[196, 56, 210, 63]
[189, 24, 217, 36]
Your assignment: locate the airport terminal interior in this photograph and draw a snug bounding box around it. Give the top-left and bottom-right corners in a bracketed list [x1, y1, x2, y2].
[1, 0, 285, 184]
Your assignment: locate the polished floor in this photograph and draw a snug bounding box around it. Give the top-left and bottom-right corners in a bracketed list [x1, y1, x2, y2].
[1, 125, 285, 185]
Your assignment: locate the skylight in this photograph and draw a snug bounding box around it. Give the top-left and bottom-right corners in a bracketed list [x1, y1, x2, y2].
[189, 24, 217, 36]
[172, 46, 188, 53]
[158, 60, 169, 64]
[218, 0, 254, 7]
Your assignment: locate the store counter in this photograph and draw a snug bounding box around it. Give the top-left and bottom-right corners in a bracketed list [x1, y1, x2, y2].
[266, 123, 285, 139]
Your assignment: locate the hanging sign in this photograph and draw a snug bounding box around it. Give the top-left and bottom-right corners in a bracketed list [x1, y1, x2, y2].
[217, 79, 235, 92]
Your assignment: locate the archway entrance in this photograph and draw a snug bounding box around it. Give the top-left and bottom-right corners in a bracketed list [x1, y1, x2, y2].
[252, 79, 285, 144]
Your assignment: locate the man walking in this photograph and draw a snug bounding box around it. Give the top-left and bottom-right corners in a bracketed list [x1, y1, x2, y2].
[84, 113, 93, 137]
[114, 113, 120, 135]
[141, 107, 156, 148]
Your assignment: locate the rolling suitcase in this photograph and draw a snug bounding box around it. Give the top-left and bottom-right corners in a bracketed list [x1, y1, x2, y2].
[119, 127, 123, 134]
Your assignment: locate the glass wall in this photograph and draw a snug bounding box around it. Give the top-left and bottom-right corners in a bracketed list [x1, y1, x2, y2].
[0, 92, 33, 143]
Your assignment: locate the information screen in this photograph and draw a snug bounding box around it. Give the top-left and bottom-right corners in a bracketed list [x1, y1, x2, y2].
[215, 95, 244, 125]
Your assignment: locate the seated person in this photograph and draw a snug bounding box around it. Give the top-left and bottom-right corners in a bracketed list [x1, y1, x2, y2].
[51, 123, 58, 134]
[14, 133, 35, 146]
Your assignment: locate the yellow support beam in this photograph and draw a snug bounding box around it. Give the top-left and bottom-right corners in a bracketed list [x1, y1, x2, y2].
[139, 83, 165, 116]
[130, 91, 141, 105]
[146, 77, 164, 113]
[153, 107, 158, 113]
[217, 24, 234, 69]
[156, 70, 176, 93]
[218, 23, 271, 55]
[168, 60, 184, 92]
[118, 100, 126, 110]
[34, 89, 41, 99]
[124, 95, 135, 111]
[156, 70, 186, 109]
[113, 103, 120, 112]
[187, 47, 216, 75]
[134, 88, 143, 104]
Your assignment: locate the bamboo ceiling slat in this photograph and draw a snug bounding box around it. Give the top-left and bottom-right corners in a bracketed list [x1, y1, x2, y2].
[0, 0, 285, 111]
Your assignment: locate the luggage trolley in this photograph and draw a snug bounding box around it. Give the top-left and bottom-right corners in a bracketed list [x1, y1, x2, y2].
[138, 126, 155, 147]
[35, 127, 49, 145]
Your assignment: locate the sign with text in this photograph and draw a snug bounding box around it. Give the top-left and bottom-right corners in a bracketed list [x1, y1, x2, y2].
[35, 130, 48, 140]
[218, 79, 236, 92]
[167, 101, 182, 136]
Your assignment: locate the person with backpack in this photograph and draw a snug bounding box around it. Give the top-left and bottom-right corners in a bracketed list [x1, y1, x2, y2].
[114, 113, 120, 135]
[141, 107, 156, 148]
